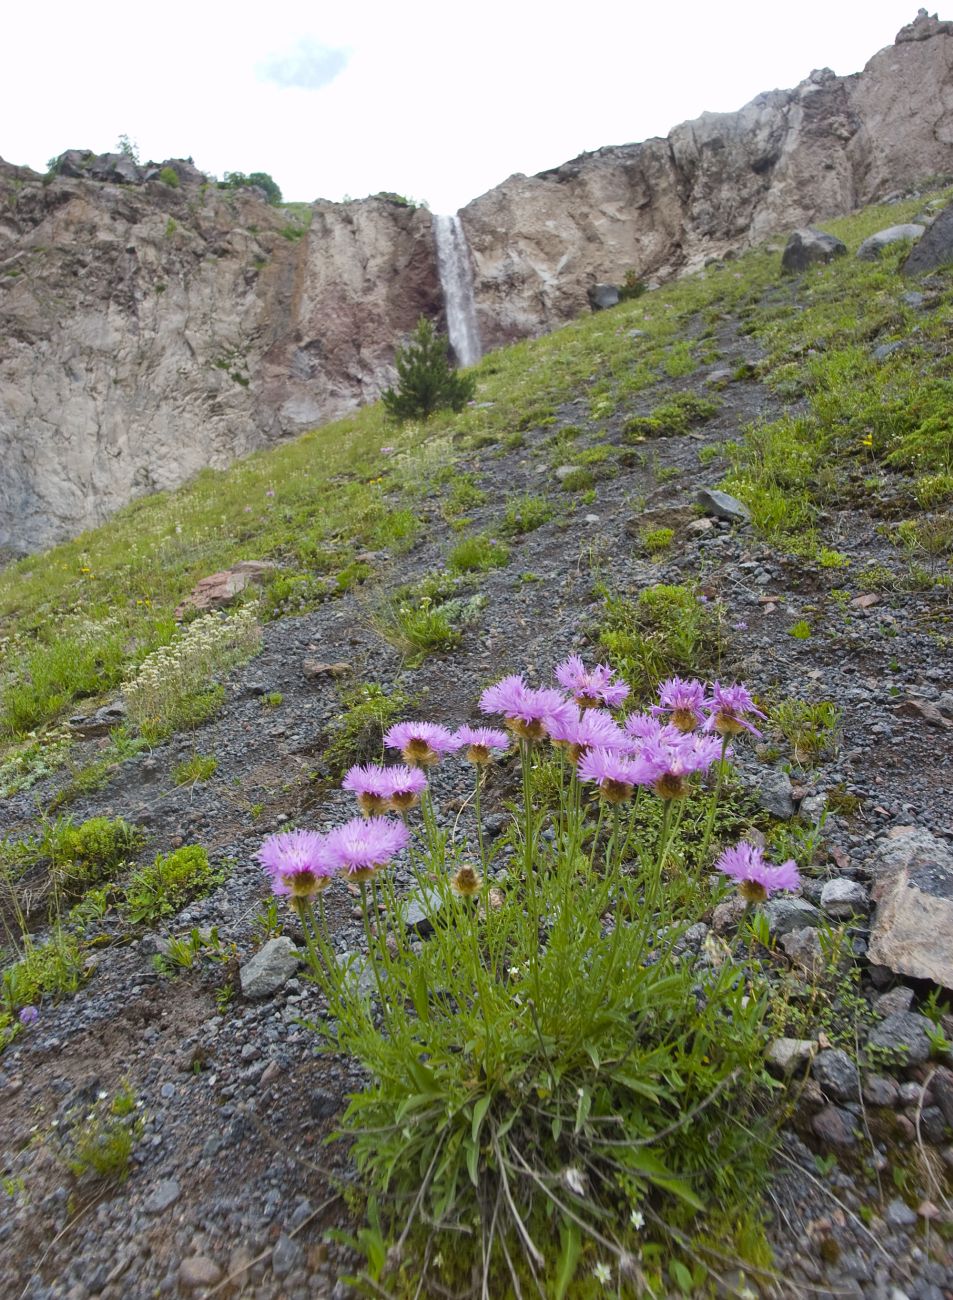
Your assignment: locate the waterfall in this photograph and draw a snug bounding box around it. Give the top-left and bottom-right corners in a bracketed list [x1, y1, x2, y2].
[433, 214, 482, 368]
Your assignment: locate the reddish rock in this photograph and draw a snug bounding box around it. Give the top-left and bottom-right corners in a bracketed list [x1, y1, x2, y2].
[174, 561, 277, 619]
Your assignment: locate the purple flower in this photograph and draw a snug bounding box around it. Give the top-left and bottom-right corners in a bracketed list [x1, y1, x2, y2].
[456, 725, 511, 765]
[343, 763, 427, 814]
[479, 674, 575, 741]
[554, 655, 630, 709]
[623, 713, 680, 748]
[257, 829, 336, 900]
[548, 705, 629, 759]
[18, 1005, 39, 1026]
[733, 621, 748, 631]
[383, 721, 462, 766]
[325, 816, 409, 882]
[714, 842, 801, 904]
[639, 730, 723, 799]
[704, 682, 767, 738]
[651, 677, 708, 734]
[577, 747, 647, 802]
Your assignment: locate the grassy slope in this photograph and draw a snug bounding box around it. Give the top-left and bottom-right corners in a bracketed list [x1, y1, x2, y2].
[1, 187, 950, 748]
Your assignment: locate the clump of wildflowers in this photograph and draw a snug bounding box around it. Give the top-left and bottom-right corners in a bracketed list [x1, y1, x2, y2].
[705, 683, 767, 738]
[257, 829, 336, 902]
[479, 674, 573, 741]
[325, 816, 409, 882]
[554, 654, 629, 710]
[456, 725, 510, 765]
[344, 763, 429, 814]
[651, 677, 707, 733]
[383, 722, 461, 766]
[639, 729, 722, 800]
[715, 842, 801, 903]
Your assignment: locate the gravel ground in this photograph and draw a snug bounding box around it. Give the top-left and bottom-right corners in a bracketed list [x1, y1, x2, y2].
[1, 316, 951, 1299]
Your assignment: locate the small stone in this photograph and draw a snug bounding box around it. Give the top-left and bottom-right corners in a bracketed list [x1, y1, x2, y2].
[301, 659, 351, 680]
[239, 937, 301, 1000]
[781, 926, 825, 977]
[931, 1067, 953, 1127]
[757, 768, 796, 819]
[271, 1234, 303, 1278]
[820, 879, 869, 919]
[867, 1012, 935, 1066]
[919, 1105, 947, 1144]
[765, 1038, 817, 1074]
[884, 1198, 917, 1228]
[762, 897, 822, 935]
[862, 1074, 899, 1107]
[554, 464, 579, 482]
[812, 1104, 857, 1148]
[403, 889, 443, 937]
[144, 1178, 180, 1214]
[712, 896, 747, 933]
[812, 1049, 860, 1102]
[875, 987, 915, 1017]
[179, 1256, 222, 1289]
[260, 1059, 281, 1086]
[695, 488, 751, 523]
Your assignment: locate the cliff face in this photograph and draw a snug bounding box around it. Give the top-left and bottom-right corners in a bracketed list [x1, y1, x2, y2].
[460, 11, 953, 348]
[0, 171, 439, 553]
[2, 12, 953, 553]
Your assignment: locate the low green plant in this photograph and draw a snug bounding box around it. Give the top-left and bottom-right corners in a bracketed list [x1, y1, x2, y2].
[1, 928, 86, 1015]
[598, 584, 725, 698]
[383, 318, 476, 421]
[558, 467, 595, 492]
[441, 473, 487, 519]
[62, 1084, 144, 1184]
[770, 698, 840, 765]
[262, 692, 283, 709]
[373, 597, 462, 663]
[618, 269, 647, 301]
[501, 494, 555, 536]
[123, 845, 214, 924]
[173, 754, 218, 785]
[123, 606, 261, 741]
[323, 683, 412, 779]
[0, 729, 72, 797]
[157, 166, 179, 188]
[662, 340, 697, 377]
[641, 526, 675, 555]
[154, 926, 222, 974]
[789, 620, 811, 639]
[623, 392, 719, 441]
[818, 548, 849, 569]
[448, 534, 509, 574]
[915, 472, 953, 508]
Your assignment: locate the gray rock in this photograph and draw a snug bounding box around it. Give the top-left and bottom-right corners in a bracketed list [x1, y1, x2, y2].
[239, 938, 300, 1000]
[867, 1011, 935, 1065]
[695, 488, 751, 523]
[812, 1104, 857, 1148]
[782, 228, 847, 273]
[919, 1105, 947, 1144]
[901, 290, 925, 308]
[862, 1073, 899, 1107]
[856, 224, 925, 260]
[765, 1038, 817, 1074]
[554, 464, 579, 482]
[884, 1197, 917, 1228]
[403, 888, 443, 937]
[820, 879, 870, 919]
[179, 1256, 222, 1290]
[875, 986, 915, 1017]
[271, 1234, 303, 1278]
[704, 369, 733, 385]
[758, 768, 796, 819]
[867, 827, 953, 988]
[144, 1178, 180, 1214]
[812, 1049, 859, 1101]
[902, 202, 953, 276]
[587, 283, 620, 311]
[799, 793, 827, 825]
[781, 926, 825, 977]
[872, 340, 906, 361]
[763, 897, 821, 936]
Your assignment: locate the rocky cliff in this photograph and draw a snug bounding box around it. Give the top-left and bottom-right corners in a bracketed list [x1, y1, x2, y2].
[2, 11, 953, 553]
[460, 9, 953, 348]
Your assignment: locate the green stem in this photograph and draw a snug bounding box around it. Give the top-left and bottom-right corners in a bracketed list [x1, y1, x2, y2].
[358, 880, 390, 1020]
[474, 768, 487, 875]
[699, 735, 730, 864]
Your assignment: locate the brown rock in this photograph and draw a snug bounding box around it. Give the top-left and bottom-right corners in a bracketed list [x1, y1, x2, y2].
[812, 1104, 857, 1148]
[179, 1255, 222, 1290]
[867, 828, 953, 988]
[301, 659, 352, 681]
[895, 698, 952, 728]
[174, 561, 277, 618]
[851, 593, 880, 609]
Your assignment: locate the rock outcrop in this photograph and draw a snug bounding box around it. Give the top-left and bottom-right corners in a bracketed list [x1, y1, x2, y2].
[460, 11, 953, 347]
[3, 13, 953, 551]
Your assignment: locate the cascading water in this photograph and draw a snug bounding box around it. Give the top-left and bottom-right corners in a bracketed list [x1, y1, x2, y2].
[433, 214, 482, 368]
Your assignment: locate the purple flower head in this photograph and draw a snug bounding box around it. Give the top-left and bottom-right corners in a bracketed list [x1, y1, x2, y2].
[18, 1005, 39, 1026]
[548, 705, 629, 759]
[257, 829, 336, 901]
[383, 764, 428, 812]
[479, 674, 575, 741]
[343, 763, 395, 815]
[704, 682, 767, 738]
[651, 677, 708, 734]
[577, 746, 648, 802]
[554, 655, 630, 710]
[325, 816, 409, 882]
[383, 721, 462, 767]
[456, 725, 511, 765]
[714, 842, 801, 904]
[640, 730, 723, 799]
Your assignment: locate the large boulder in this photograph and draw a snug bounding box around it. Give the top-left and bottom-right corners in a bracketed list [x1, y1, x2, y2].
[866, 827, 953, 989]
[781, 228, 847, 273]
[856, 224, 925, 260]
[902, 202, 953, 275]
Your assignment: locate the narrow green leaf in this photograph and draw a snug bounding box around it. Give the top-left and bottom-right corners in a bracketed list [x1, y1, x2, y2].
[554, 1223, 582, 1300]
[471, 1093, 493, 1144]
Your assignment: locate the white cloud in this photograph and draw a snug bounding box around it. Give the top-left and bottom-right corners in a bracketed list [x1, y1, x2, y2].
[257, 39, 349, 90]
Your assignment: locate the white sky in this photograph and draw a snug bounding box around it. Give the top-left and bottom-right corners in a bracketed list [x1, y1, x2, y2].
[2, 1, 925, 213]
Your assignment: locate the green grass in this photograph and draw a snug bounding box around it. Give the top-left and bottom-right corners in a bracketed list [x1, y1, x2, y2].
[123, 845, 215, 925]
[623, 392, 720, 442]
[500, 494, 555, 535]
[597, 583, 726, 698]
[447, 534, 510, 574]
[173, 754, 218, 785]
[323, 683, 413, 779]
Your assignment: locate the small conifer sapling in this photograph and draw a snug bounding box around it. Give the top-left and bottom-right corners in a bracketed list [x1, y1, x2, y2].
[382, 317, 476, 421]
